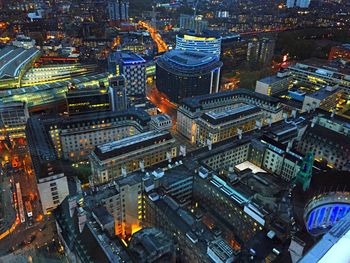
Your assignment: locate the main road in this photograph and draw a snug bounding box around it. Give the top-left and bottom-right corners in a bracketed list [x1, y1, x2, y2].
[0, 139, 52, 256]
[138, 21, 168, 53]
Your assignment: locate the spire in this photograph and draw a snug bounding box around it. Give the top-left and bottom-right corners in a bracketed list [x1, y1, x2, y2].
[294, 152, 314, 191]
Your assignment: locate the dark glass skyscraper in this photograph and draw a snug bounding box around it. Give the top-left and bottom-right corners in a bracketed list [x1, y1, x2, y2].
[107, 0, 129, 22]
[156, 50, 222, 103]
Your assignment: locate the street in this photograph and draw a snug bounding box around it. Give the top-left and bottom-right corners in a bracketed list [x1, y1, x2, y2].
[0, 139, 54, 257]
[146, 84, 199, 152]
[146, 84, 177, 121]
[138, 21, 168, 53]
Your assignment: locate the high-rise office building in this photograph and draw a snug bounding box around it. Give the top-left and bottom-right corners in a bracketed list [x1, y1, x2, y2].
[156, 50, 222, 103]
[247, 37, 275, 67]
[296, 0, 311, 8]
[286, 0, 296, 8]
[85, 172, 144, 239]
[179, 14, 208, 34]
[255, 70, 292, 96]
[54, 196, 132, 262]
[109, 76, 128, 112]
[108, 51, 146, 97]
[286, 0, 311, 8]
[107, 0, 129, 22]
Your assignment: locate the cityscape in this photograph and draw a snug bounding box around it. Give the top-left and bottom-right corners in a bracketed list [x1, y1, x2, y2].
[0, 0, 349, 262]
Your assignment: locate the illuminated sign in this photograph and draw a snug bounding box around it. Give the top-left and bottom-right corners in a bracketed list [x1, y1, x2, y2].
[183, 35, 216, 41]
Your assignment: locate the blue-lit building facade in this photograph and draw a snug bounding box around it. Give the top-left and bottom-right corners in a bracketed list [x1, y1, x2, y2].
[304, 191, 350, 236]
[175, 34, 222, 59]
[108, 51, 146, 97]
[156, 50, 222, 103]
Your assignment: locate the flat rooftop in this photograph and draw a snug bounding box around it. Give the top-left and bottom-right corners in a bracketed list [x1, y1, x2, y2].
[0, 100, 26, 110]
[235, 161, 267, 174]
[94, 130, 173, 160]
[0, 45, 39, 80]
[109, 51, 145, 64]
[43, 109, 150, 128]
[304, 123, 350, 151]
[289, 61, 350, 81]
[66, 88, 109, 97]
[258, 74, 288, 85]
[0, 72, 108, 98]
[202, 105, 261, 125]
[163, 50, 217, 67]
[92, 206, 114, 226]
[205, 105, 257, 120]
[180, 88, 280, 110]
[151, 114, 171, 122]
[306, 87, 339, 100]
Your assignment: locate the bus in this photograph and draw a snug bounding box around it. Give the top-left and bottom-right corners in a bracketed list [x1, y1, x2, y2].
[15, 183, 25, 223]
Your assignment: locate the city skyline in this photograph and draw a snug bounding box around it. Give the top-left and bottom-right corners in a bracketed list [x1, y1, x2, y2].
[0, 0, 349, 262]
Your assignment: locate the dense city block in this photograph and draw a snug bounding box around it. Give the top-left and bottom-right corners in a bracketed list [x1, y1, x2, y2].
[0, 0, 350, 262]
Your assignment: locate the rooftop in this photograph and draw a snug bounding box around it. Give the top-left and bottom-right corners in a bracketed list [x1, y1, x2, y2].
[94, 130, 173, 161]
[180, 88, 280, 110]
[84, 184, 119, 207]
[306, 86, 339, 100]
[92, 206, 114, 226]
[66, 87, 109, 97]
[117, 172, 142, 188]
[162, 50, 217, 67]
[202, 105, 261, 125]
[54, 197, 131, 263]
[0, 100, 26, 110]
[158, 165, 193, 190]
[304, 123, 350, 151]
[0, 72, 108, 99]
[109, 51, 146, 64]
[43, 108, 150, 128]
[152, 195, 214, 254]
[129, 228, 175, 263]
[26, 117, 60, 179]
[0, 45, 39, 80]
[289, 61, 350, 81]
[258, 73, 289, 85]
[151, 113, 172, 122]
